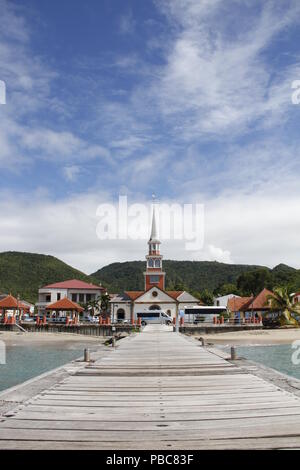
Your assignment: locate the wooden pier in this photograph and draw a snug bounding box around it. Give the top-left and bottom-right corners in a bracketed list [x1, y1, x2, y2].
[1, 325, 300, 449]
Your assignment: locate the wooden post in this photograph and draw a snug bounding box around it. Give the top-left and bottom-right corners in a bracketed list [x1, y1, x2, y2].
[84, 348, 90, 362]
[231, 346, 237, 360]
[137, 317, 141, 327]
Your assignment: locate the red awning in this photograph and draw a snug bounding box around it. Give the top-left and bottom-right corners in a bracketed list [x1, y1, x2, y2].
[46, 297, 84, 312]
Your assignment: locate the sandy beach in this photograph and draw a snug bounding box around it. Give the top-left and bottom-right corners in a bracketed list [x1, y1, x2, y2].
[199, 328, 300, 346]
[0, 331, 106, 349]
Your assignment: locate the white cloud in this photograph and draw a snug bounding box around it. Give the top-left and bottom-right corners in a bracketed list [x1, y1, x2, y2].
[63, 165, 80, 182]
[207, 245, 233, 264]
[0, 185, 299, 276]
[119, 12, 135, 34]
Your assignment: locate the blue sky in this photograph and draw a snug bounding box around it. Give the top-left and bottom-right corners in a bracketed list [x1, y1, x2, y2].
[1, 0, 300, 273]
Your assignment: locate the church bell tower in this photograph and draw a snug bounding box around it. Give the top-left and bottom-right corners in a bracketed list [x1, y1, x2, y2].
[144, 202, 165, 291]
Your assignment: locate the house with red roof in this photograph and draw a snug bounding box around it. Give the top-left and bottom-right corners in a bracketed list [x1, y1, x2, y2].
[227, 288, 274, 321]
[110, 206, 200, 322]
[37, 279, 105, 316]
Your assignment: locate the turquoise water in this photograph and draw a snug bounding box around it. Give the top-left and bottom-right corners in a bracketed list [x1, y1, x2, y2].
[0, 345, 86, 391]
[230, 344, 300, 380]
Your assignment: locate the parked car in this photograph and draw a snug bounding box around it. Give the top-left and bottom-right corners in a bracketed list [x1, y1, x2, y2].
[21, 314, 34, 322]
[85, 316, 99, 323]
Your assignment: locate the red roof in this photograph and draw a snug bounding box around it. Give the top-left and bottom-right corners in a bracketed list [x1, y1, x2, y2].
[0, 294, 19, 309]
[242, 288, 274, 311]
[227, 296, 253, 312]
[42, 279, 104, 290]
[46, 297, 84, 312]
[125, 291, 144, 300]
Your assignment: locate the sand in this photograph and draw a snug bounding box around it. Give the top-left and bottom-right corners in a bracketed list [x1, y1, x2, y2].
[199, 328, 300, 346]
[0, 331, 106, 349]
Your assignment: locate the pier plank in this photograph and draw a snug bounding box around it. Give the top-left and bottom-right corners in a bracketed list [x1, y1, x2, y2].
[1, 324, 300, 449]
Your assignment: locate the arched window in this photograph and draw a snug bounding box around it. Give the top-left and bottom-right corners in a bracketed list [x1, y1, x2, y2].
[148, 259, 154, 267]
[149, 305, 161, 310]
[154, 259, 160, 268]
[117, 308, 125, 320]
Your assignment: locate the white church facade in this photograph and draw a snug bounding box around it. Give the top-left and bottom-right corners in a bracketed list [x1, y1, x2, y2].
[110, 205, 200, 322]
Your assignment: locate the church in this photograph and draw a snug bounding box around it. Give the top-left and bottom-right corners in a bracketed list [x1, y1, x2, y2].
[110, 205, 200, 323]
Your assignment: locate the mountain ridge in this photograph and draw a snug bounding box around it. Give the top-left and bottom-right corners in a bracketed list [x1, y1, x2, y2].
[0, 251, 299, 303]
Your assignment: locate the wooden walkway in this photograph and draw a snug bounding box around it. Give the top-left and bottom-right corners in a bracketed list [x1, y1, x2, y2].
[1, 325, 300, 449]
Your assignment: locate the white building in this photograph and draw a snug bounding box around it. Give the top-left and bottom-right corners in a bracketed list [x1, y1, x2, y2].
[110, 205, 200, 322]
[37, 279, 105, 315]
[214, 294, 241, 307]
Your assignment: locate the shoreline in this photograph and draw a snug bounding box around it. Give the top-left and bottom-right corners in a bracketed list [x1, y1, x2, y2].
[197, 328, 300, 346]
[0, 330, 107, 349]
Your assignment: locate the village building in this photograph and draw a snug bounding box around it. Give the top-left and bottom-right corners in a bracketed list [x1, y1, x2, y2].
[36, 279, 105, 316]
[214, 293, 240, 307]
[293, 292, 300, 304]
[227, 288, 274, 321]
[110, 206, 200, 322]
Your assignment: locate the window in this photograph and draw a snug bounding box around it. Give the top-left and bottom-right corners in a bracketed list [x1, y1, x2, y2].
[86, 294, 91, 302]
[117, 308, 125, 320]
[72, 293, 77, 302]
[154, 259, 160, 268]
[57, 293, 61, 301]
[149, 305, 161, 310]
[148, 259, 154, 267]
[149, 275, 159, 284]
[137, 311, 160, 318]
[79, 293, 84, 302]
[46, 295, 51, 302]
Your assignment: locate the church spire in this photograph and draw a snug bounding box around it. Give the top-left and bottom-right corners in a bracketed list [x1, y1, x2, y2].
[149, 200, 159, 243]
[144, 196, 165, 291]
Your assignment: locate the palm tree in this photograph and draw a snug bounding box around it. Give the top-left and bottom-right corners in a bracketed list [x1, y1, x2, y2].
[80, 298, 100, 318]
[267, 287, 300, 326]
[100, 292, 110, 315]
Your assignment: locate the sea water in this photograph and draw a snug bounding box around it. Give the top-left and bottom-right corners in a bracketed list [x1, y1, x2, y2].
[230, 344, 300, 380]
[0, 345, 89, 391]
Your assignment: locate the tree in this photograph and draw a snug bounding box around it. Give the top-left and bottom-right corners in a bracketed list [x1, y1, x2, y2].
[100, 292, 110, 314]
[214, 283, 240, 296]
[237, 268, 273, 296]
[200, 289, 214, 306]
[267, 287, 300, 327]
[80, 298, 100, 317]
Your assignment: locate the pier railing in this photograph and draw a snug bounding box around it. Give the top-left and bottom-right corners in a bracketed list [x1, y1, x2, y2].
[0, 322, 140, 336]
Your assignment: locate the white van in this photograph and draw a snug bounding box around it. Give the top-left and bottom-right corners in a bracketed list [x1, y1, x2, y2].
[136, 310, 173, 326]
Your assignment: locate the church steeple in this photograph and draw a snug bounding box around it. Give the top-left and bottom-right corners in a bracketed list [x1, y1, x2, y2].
[148, 202, 161, 255]
[144, 200, 165, 291]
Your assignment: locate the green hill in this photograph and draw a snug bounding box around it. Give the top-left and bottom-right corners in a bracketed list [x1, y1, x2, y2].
[91, 260, 265, 293]
[0, 251, 99, 303]
[92, 260, 300, 297]
[1, 252, 300, 305]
